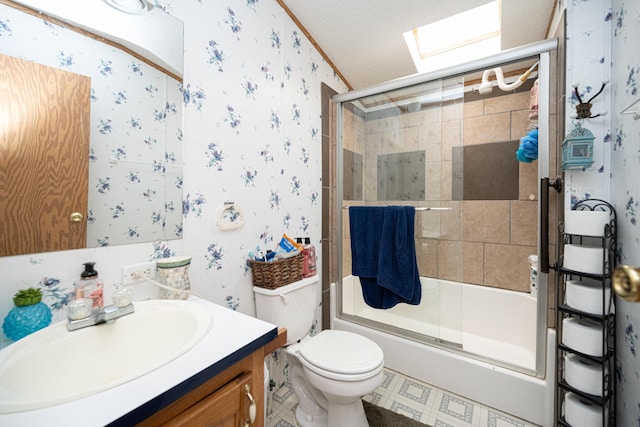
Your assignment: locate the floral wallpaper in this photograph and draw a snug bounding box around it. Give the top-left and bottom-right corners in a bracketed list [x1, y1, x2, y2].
[567, 0, 640, 425]
[0, 0, 346, 351]
[0, 3, 184, 248]
[610, 0, 640, 425]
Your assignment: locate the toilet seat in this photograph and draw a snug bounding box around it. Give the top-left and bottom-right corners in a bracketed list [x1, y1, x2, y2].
[298, 330, 384, 382]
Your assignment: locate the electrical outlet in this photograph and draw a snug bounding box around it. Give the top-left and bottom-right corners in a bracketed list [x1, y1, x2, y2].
[122, 261, 156, 286]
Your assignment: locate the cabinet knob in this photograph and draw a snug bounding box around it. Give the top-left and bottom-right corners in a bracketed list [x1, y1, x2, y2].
[244, 384, 256, 426]
[69, 212, 84, 223]
[613, 264, 640, 302]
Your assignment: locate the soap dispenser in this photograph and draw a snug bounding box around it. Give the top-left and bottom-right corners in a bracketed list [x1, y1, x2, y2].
[303, 237, 316, 278]
[80, 262, 104, 308]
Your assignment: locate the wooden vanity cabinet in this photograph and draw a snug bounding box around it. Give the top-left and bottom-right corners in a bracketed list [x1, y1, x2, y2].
[138, 328, 286, 427]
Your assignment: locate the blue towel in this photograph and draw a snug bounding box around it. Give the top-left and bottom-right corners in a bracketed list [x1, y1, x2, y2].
[349, 206, 385, 279]
[349, 206, 421, 309]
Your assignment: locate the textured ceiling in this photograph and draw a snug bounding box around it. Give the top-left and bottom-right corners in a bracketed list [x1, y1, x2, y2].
[281, 0, 556, 90]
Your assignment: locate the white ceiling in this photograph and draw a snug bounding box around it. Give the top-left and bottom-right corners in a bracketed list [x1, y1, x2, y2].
[281, 0, 556, 90]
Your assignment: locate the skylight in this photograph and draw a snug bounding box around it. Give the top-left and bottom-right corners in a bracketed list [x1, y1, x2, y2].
[404, 1, 501, 73]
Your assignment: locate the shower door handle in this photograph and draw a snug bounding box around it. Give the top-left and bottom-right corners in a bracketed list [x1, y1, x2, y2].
[540, 177, 562, 273]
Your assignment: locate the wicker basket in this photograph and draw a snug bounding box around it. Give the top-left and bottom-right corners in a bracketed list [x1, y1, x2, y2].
[250, 253, 304, 289]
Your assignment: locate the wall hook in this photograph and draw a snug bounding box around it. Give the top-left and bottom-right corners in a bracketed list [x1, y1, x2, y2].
[570, 81, 608, 119]
[621, 98, 640, 120]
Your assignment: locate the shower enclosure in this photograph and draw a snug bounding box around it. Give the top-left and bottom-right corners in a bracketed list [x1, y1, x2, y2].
[334, 39, 559, 385]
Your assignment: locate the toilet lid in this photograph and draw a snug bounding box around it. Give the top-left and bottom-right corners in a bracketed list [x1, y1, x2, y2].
[298, 330, 383, 375]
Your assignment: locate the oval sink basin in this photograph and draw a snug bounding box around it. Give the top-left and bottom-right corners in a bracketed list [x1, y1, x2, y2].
[0, 299, 212, 413]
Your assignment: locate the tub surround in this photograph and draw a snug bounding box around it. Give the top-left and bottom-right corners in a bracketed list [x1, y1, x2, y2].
[332, 283, 555, 426]
[0, 297, 280, 427]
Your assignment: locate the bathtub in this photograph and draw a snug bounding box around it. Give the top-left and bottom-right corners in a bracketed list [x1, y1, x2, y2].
[331, 276, 555, 426]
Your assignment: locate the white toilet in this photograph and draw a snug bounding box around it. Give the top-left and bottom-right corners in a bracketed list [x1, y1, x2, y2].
[254, 276, 384, 427]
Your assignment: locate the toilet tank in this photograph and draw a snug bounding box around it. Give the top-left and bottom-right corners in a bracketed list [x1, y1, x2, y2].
[253, 276, 319, 345]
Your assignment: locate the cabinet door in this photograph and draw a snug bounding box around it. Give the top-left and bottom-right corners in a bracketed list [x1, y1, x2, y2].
[166, 372, 255, 427]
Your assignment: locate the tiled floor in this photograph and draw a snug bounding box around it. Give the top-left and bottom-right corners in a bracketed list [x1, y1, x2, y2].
[266, 367, 540, 427]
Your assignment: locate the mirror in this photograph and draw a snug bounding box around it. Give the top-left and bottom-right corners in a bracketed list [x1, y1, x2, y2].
[0, 0, 184, 256]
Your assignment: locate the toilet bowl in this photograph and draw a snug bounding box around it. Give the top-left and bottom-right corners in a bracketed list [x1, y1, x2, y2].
[254, 277, 384, 427]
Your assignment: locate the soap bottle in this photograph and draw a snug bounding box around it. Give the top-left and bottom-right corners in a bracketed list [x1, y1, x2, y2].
[303, 237, 316, 278]
[80, 262, 104, 308]
[297, 237, 310, 277]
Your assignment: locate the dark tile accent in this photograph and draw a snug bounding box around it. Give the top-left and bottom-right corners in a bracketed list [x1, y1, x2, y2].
[322, 134, 330, 185]
[343, 148, 363, 200]
[377, 151, 426, 201]
[452, 140, 520, 200]
[321, 83, 338, 331]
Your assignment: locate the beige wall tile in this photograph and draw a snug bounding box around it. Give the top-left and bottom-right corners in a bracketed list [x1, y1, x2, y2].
[440, 200, 460, 240]
[402, 105, 441, 127]
[365, 115, 400, 134]
[415, 202, 441, 239]
[353, 117, 366, 154]
[463, 99, 484, 118]
[438, 240, 462, 282]
[462, 112, 511, 145]
[342, 119, 355, 152]
[510, 109, 531, 140]
[425, 161, 442, 201]
[484, 244, 535, 291]
[461, 201, 510, 243]
[463, 241, 484, 285]
[441, 161, 452, 201]
[418, 122, 442, 162]
[416, 238, 438, 278]
[442, 102, 463, 122]
[519, 161, 538, 201]
[442, 119, 461, 161]
[483, 92, 529, 115]
[510, 200, 537, 246]
[440, 161, 453, 201]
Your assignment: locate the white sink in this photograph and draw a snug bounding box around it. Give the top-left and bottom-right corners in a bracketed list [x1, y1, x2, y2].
[0, 299, 212, 413]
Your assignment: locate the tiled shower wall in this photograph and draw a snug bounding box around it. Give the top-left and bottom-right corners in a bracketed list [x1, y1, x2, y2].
[341, 84, 558, 299]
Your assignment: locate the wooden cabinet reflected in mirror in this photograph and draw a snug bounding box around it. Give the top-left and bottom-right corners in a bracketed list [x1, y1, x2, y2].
[0, 54, 91, 256]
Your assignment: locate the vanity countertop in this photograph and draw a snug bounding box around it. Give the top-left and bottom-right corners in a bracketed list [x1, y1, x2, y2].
[0, 297, 278, 427]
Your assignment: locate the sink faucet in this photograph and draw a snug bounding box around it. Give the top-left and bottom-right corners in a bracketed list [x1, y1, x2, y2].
[67, 302, 135, 331]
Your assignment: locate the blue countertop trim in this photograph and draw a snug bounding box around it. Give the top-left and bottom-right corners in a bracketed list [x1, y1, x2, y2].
[107, 327, 277, 426]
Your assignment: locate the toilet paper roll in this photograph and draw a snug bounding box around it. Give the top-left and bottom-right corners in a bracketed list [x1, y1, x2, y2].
[564, 392, 607, 427]
[563, 244, 604, 275]
[562, 317, 604, 357]
[566, 279, 612, 315]
[564, 210, 610, 236]
[564, 354, 606, 396]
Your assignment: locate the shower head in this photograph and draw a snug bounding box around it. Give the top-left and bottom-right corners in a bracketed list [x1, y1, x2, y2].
[477, 68, 495, 94]
[478, 81, 494, 95]
[477, 62, 539, 96]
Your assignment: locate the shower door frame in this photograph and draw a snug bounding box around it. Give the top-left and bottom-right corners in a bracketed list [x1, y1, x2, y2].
[334, 39, 558, 379]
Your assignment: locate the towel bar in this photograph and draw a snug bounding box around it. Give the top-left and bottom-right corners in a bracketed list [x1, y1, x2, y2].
[342, 206, 452, 211]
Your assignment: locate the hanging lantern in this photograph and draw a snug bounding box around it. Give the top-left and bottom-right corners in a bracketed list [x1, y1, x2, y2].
[561, 121, 594, 171]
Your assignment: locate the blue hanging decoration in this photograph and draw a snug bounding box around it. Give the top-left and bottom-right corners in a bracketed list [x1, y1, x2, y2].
[561, 120, 594, 171]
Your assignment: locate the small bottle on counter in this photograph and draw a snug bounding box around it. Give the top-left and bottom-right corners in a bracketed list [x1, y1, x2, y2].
[79, 262, 104, 308]
[303, 237, 316, 278]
